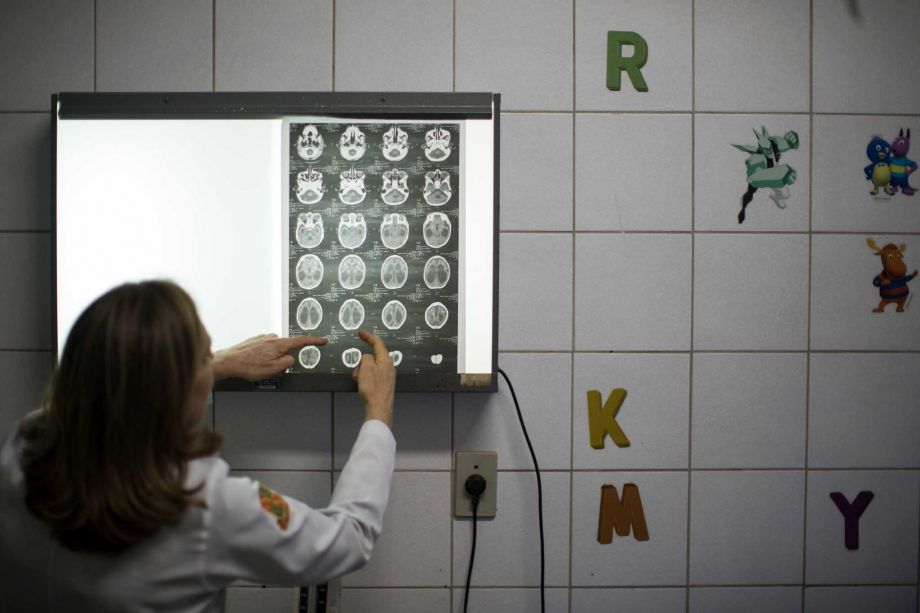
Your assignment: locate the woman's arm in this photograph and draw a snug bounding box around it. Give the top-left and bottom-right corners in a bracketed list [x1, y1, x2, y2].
[212, 334, 327, 381]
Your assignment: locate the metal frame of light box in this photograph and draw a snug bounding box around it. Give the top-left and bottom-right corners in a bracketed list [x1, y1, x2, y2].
[51, 92, 500, 393]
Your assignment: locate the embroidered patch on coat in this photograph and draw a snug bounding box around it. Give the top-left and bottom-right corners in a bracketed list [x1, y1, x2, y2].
[258, 484, 290, 531]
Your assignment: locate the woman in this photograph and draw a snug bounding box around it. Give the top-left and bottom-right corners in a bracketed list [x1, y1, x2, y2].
[0, 280, 396, 611]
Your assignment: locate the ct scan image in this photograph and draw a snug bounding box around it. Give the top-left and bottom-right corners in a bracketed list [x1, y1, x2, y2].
[287, 121, 461, 374]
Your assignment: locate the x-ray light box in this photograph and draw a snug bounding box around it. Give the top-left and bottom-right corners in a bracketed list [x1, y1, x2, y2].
[53, 92, 499, 392]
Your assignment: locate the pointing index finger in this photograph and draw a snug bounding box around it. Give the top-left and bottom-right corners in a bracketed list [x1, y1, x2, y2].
[277, 336, 328, 352]
[357, 329, 389, 361]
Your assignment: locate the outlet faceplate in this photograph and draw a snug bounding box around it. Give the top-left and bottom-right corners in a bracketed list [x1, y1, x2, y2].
[454, 451, 497, 518]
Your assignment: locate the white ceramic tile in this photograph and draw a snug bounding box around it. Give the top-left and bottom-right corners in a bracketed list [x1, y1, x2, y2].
[694, 114, 810, 231]
[572, 588, 685, 612]
[96, 0, 213, 92]
[456, 589, 569, 613]
[0, 351, 52, 439]
[500, 113, 573, 232]
[691, 353, 807, 469]
[575, 234, 691, 351]
[452, 471, 569, 587]
[228, 471, 330, 509]
[0, 114, 50, 231]
[812, 116, 920, 233]
[455, 353, 571, 471]
[0, 233, 51, 350]
[456, 0, 573, 111]
[808, 354, 920, 468]
[694, 234, 809, 350]
[498, 234, 572, 351]
[806, 470, 920, 585]
[811, 235, 920, 351]
[575, 0, 692, 111]
[342, 588, 450, 613]
[334, 392, 450, 470]
[813, 0, 920, 114]
[215, 0, 332, 91]
[343, 472, 450, 586]
[336, 0, 452, 92]
[805, 586, 917, 613]
[0, 1, 93, 111]
[689, 471, 805, 584]
[690, 587, 802, 613]
[572, 471, 688, 586]
[572, 353, 690, 470]
[214, 392, 332, 470]
[225, 587, 295, 612]
[575, 114, 692, 231]
[694, 0, 809, 112]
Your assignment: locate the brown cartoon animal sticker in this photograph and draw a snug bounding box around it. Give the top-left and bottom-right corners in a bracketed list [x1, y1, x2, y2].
[867, 238, 917, 313]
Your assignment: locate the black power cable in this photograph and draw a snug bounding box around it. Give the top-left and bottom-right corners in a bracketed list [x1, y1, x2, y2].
[497, 367, 545, 613]
[462, 474, 486, 613]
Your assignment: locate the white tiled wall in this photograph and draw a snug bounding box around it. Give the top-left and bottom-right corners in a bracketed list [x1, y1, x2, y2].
[1, 1, 918, 612]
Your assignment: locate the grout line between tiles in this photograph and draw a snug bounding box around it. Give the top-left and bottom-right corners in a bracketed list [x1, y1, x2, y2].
[211, 0, 216, 92]
[93, 0, 97, 93]
[687, 0, 696, 606]
[803, 0, 815, 605]
[569, 2, 577, 611]
[331, 0, 336, 92]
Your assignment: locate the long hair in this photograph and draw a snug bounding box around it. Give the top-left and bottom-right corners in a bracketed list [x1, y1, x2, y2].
[20, 280, 222, 554]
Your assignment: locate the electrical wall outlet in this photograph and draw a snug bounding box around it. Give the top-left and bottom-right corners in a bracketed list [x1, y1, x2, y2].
[454, 451, 497, 518]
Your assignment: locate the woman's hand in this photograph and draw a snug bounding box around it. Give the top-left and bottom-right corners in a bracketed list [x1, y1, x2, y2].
[352, 330, 396, 429]
[213, 334, 327, 381]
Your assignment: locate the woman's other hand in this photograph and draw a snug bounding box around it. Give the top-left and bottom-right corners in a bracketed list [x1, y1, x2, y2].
[352, 330, 395, 429]
[213, 334, 327, 381]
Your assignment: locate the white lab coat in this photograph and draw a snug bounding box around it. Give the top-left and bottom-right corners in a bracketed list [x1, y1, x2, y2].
[0, 416, 396, 612]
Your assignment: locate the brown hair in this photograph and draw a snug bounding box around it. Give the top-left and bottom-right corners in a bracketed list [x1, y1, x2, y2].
[21, 280, 222, 554]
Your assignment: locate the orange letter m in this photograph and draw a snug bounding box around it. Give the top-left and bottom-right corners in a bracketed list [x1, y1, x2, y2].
[597, 483, 649, 544]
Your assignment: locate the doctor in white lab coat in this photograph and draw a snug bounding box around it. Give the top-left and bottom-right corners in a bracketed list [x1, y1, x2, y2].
[0, 280, 396, 612]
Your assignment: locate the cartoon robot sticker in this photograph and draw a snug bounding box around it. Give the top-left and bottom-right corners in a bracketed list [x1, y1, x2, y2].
[733, 127, 799, 224]
[864, 136, 893, 197]
[867, 238, 917, 313]
[863, 129, 915, 198]
[889, 129, 917, 196]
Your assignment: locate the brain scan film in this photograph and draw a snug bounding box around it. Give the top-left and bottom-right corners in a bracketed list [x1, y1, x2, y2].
[338, 254, 366, 290]
[338, 167, 367, 205]
[338, 213, 367, 249]
[288, 121, 461, 374]
[295, 254, 324, 290]
[380, 213, 409, 250]
[381, 168, 409, 205]
[342, 347, 362, 368]
[381, 300, 407, 330]
[423, 169, 452, 206]
[296, 212, 324, 249]
[381, 255, 409, 289]
[299, 345, 321, 369]
[295, 168, 325, 205]
[339, 126, 367, 161]
[388, 350, 403, 366]
[339, 298, 365, 330]
[422, 212, 451, 248]
[425, 302, 449, 329]
[296, 298, 323, 331]
[423, 255, 450, 289]
[381, 125, 409, 161]
[297, 125, 325, 161]
[423, 125, 452, 162]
